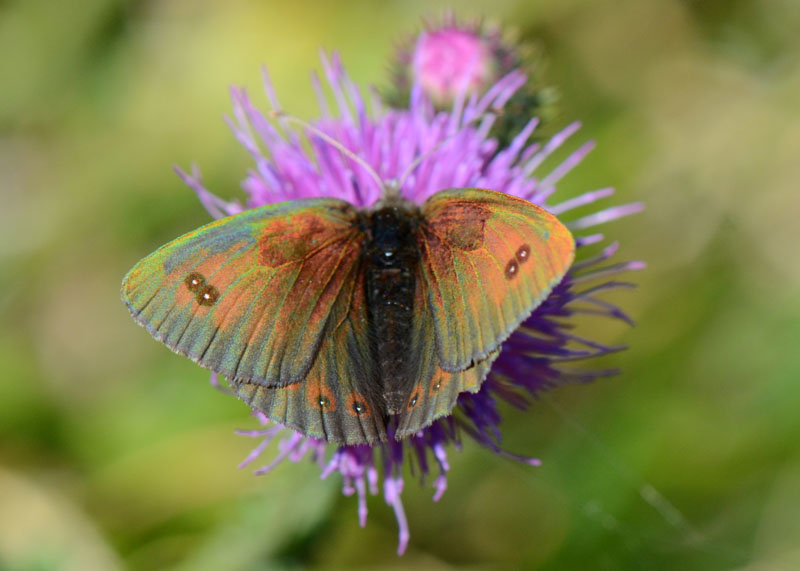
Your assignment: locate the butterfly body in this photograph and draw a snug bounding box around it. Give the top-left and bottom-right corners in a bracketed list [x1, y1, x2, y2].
[361, 202, 423, 415]
[122, 188, 574, 445]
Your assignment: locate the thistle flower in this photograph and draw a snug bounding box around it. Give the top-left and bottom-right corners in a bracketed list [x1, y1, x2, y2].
[177, 52, 642, 555]
[385, 14, 558, 146]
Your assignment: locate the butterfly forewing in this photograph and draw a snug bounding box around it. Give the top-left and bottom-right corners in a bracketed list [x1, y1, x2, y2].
[418, 188, 575, 371]
[122, 198, 363, 386]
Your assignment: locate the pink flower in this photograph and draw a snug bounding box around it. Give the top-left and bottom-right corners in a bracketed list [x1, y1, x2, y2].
[413, 26, 499, 107]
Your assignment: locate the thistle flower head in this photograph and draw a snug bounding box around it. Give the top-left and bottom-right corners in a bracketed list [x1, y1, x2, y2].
[412, 23, 499, 108]
[386, 14, 558, 146]
[178, 51, 642, 555]
[386, 15, 511, 109]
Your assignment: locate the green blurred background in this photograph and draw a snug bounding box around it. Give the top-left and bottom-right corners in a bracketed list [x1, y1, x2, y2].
[2, 0, 799, 569]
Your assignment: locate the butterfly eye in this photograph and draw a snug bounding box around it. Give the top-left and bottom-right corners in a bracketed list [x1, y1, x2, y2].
[184, 272, 205, 292]
[318, 395, 332, 409]
[515, 244, 531, 263]
[377, 249, 397, 267]
[196, 284, 220, 306]
[504, 259, 519, 280]
[352, 401, 366, 415]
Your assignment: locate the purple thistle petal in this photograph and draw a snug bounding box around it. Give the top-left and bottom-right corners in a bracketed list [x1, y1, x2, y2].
[523, 121, 581, 180]
[539, 140, 596, 191]
[260, 67, 283, 112]
[571, 241, 621, 271]
[174, 165, 240, 219]
[550, 188, 616, 216]
[252, 432, 304, 475]
[571, 261, 648, 284]
[432, 475, 448, 502]
[575, 296, 636, 326]
[320, 51, 355, 125]
[575, 233, 605, 247]
[311, 71, 331, 119]
[384, 476, 410, 556]
[237, 433, 276, 469]
[567, 202, 646, 230]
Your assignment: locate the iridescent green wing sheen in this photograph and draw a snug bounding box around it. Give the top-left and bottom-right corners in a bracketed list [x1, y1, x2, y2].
[395, 280, 500, 439]
[121, 198, 363, 386]
[235, 266, 387, 444]
[417, 188, 575, 371]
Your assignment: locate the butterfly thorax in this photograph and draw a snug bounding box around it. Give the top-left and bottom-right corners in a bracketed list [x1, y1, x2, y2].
[361, 204, 422, 416]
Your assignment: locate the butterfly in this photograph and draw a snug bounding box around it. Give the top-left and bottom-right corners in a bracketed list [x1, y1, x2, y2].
[122, 186, 574, 445]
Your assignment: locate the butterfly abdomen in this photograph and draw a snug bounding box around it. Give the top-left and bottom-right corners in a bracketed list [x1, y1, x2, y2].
[363, 206, 421, 416]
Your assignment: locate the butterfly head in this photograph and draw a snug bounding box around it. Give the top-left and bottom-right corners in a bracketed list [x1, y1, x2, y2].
[371, 178, 417, 211]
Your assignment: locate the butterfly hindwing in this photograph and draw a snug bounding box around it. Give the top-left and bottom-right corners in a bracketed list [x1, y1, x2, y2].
[418, 188, 574, 371]
[395, 354, 499, 439]
[122, 198, 364, 386]
[235, 264, 388, 444]
[395, 278, 500, 438]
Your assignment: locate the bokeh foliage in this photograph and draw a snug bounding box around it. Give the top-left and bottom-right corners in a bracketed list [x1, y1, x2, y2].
[1, 0, 799, 569]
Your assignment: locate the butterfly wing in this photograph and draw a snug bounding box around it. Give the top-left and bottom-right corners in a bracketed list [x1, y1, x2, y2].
[395, 277, 500, 438]
[121, 198, 364, 386]
[417, 188, 574, 371]
[236, 265, 388, 444]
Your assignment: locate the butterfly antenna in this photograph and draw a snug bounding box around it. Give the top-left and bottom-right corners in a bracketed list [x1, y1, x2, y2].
[269, 110, 386, 193]
[395, 112, 489, 190]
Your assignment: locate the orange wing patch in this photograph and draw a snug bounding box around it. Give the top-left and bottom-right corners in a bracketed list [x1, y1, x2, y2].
[432, 202, 491, 251]
[405, 383, 424, 412]
[305, 378, 337, 413]
[345, 393, 373, 418]
[258, 212, 349, 267]
[428, 367, 448, 396]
